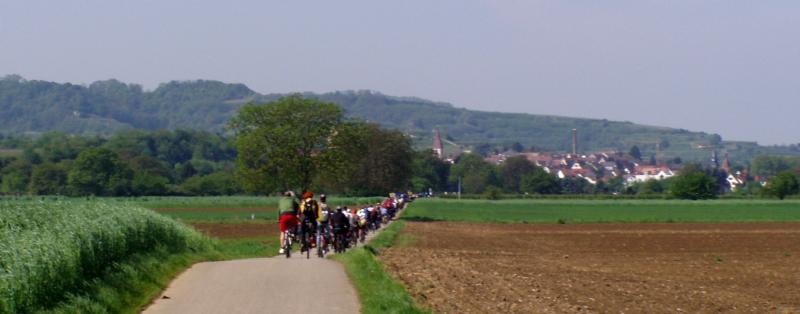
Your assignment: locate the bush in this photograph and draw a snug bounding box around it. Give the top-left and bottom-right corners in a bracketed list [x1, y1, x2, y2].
[482, 186, 502, 200]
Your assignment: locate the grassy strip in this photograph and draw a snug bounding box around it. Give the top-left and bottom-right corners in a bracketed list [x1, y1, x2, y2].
[405, 198, 800, 224]
[333, 220, 429, 314]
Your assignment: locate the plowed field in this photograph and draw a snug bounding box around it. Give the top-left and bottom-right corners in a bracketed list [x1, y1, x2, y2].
[380, 222, 800, 313]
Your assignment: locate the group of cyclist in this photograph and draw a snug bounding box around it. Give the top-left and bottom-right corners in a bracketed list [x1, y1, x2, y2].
[277, 190, 407, 258]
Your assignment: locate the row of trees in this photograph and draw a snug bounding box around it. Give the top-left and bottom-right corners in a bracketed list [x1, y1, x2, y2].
[0, 130, 240, 196]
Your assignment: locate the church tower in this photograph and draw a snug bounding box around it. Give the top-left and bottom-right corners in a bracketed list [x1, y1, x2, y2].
[433, 129, 444, 159]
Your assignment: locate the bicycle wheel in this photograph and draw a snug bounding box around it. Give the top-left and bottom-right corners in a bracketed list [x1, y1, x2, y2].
[284, 232, 291, 258]
[304, 231, 310, 259]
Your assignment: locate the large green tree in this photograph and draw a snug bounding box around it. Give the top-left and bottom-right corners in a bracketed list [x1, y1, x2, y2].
[765, 171, 799, 200]
[0, 159, 32, 194]
[229, 95, 342, 193]
[319, 122, 414, 195]
[410, 150, 450, 193]
[520, 167, 560, 194]
[450, 154, 498, 194]
[28, 162, 69, 195]
[67, 148, 133, 196]
[670, 164, 717, 200]
[499, 156, 535, 193]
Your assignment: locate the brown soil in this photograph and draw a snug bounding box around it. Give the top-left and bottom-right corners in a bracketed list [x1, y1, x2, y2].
[191, 223, 277, 239]
[156, 207, 276, 212]
[380, 222, 800, 314]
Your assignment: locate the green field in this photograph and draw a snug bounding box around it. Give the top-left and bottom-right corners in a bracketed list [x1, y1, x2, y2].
[0, 200, 213, 313]
[404, 198, 800, 223]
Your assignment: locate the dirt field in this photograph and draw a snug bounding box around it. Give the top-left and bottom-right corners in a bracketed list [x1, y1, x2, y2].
[380, 222, 800, 313]
[191, 223, 276, 238]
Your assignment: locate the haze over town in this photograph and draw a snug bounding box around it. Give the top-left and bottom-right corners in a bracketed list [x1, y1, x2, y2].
[1, 0, 798, 144]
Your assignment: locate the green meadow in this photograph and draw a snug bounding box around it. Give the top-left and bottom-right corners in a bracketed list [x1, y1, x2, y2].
[404, 198, 800, 224]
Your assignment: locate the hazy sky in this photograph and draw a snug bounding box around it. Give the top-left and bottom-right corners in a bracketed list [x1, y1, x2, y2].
[1, 1, 798, 144]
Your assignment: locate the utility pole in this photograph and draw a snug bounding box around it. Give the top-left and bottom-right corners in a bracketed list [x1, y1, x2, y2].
[458, 177, 462, 200]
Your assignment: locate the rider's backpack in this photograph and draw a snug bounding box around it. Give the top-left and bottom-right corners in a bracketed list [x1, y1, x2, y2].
[319, 206, 331, 222]
[303, 201, 316, 221]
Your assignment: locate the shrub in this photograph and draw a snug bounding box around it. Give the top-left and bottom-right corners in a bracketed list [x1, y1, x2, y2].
[482, 186, 502, 200]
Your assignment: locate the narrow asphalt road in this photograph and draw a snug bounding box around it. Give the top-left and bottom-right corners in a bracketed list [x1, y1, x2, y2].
[142, 249, 360, 314]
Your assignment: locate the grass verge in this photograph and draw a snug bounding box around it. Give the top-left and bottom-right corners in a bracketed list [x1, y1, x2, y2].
[40, 247, 210, 314]
[333, 220, 429, 314]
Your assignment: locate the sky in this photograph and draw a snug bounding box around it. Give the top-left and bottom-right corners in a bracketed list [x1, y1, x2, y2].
[1, 1, 798, 144]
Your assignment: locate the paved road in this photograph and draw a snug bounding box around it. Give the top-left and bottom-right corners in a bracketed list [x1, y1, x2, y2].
[142, 251, 360, 314]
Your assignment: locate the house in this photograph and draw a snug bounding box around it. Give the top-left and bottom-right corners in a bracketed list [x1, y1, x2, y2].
[726, 172, 745, 192]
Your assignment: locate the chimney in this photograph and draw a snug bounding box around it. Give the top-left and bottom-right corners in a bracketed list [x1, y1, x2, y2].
[572, 129, 577, 156]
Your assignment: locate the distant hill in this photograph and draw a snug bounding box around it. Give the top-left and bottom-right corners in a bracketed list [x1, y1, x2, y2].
[2, 75, 798, 163]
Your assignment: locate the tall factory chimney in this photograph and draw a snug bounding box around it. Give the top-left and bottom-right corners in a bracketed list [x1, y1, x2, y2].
[572, 129, 578, 156]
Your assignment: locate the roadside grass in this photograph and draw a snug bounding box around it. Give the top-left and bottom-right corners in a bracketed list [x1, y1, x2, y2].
[405, 198, 800, 223]
[333, 220, 429, 314]
[41, 248, 210, 314]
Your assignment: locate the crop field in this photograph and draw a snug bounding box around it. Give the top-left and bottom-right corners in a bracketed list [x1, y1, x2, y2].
[381, 221, 800, 313]
[0, 200, 212, 313]
[405, 198, 800, 223]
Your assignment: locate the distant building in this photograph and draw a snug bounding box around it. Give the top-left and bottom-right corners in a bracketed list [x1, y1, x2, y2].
[432, 129, 444, 159]
[720, 154, 731, 174]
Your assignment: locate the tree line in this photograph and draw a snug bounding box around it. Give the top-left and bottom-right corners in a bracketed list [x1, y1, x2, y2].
[0, 130, 239, 196]
[2, 94, 798, 199]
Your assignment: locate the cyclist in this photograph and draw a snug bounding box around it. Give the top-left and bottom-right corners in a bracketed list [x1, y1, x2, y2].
[316, 194, 332, 254]
[331, 206, 350, 252]
[298, 191, 319, 253]
[368, 203, 380, 230]
[345, 207, 357, 247]
[278, 191, 299, 254]
[357, 206, 368, 241]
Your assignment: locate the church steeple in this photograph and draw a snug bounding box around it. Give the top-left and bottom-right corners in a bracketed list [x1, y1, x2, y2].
[433, 129, 444, 159]
[720, 154, 731, 173]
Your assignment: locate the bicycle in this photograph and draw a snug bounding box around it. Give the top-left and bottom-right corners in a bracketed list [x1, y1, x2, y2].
[348, 228, 358, 248]
[283, 226, 297, 258]
[299, 220, 313, 259]
[317, 223, 331, 258]
[333, 227, 347, 253]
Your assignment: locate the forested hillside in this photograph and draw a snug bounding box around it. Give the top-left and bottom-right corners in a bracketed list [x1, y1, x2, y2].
[2, 75, 798, 162]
